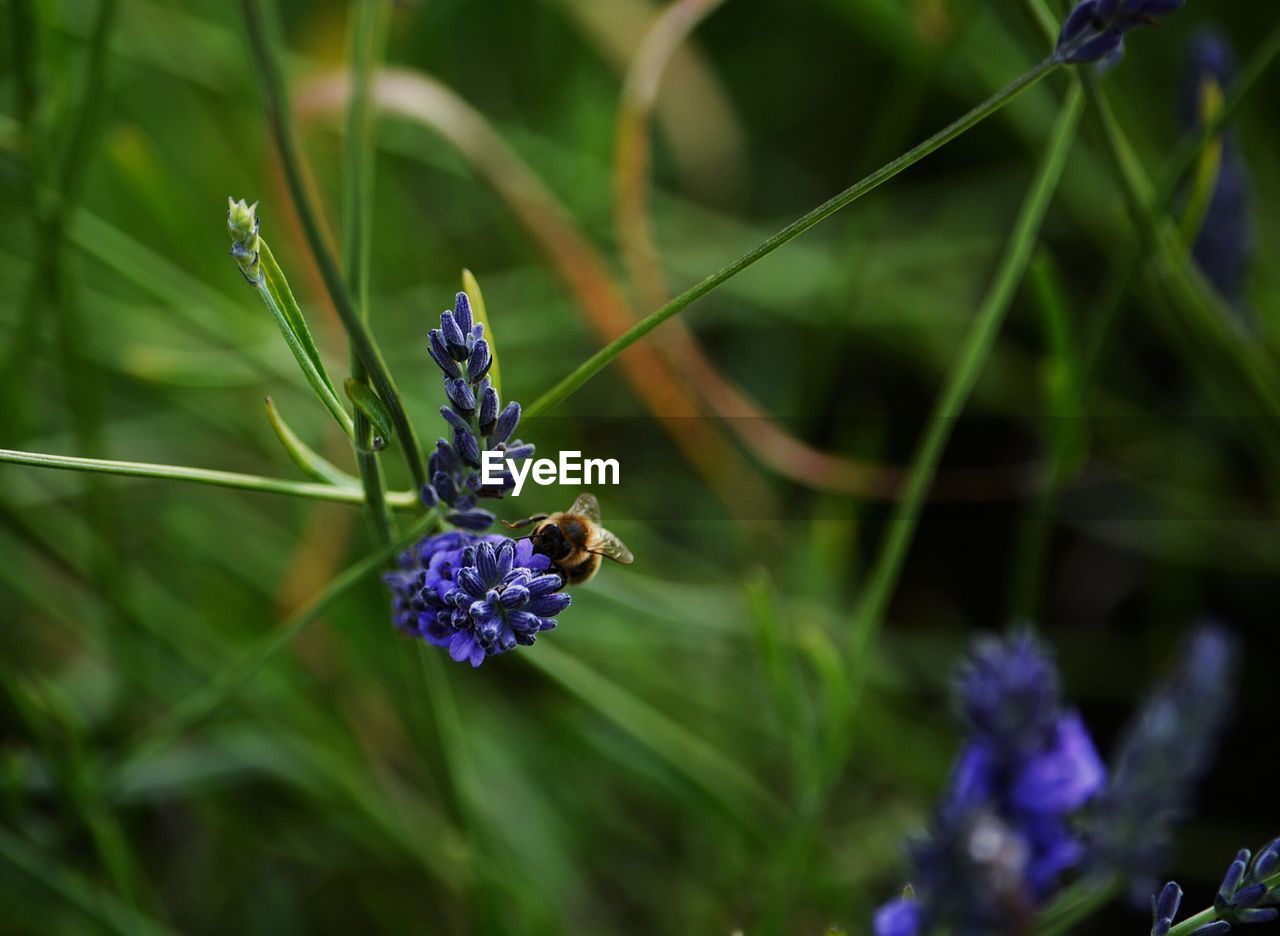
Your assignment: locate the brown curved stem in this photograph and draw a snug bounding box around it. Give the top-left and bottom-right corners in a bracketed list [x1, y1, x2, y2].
[613, 0, 1047, 502]
[298, 68, 776, 520]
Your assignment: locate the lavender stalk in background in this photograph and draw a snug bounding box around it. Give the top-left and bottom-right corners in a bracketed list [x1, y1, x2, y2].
[1182, 30, 1254, 307]
[1088, 623, 1238, 901]
[1054, 1, 1186, 65]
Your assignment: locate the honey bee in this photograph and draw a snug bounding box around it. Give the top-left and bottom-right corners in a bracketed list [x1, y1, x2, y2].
[504, 493, 634, 585]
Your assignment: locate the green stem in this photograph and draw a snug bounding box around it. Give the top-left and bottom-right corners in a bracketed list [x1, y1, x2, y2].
[343, 0, 395, 544]
[107, 510, 441, 793]
[241, 0, 426, 491]
[255, 239, 356, 437]
[1037, 875, 1121, 936]
[1166, 869, 1280, 936]
[264, 396, 360, 485]
[523, 57, 1060, 422]
[1080, 17, 1280, 382]
[1081, 74, 1280, 427]
[0, 448, 419, 509]
[847, 84, 1083, 654]
[756, 84, 1084, 930]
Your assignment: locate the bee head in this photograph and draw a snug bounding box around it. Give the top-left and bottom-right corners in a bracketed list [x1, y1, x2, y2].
[531, 522, 573, 561]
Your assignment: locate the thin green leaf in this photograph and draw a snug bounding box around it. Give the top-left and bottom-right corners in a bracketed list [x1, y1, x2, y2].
[258, 241, 333, 393]
[264, 396, 360, 485]
[241, 0, 427, 490]
[522, 57, 1060, 422]
[846, 84, 1084, 667]
[0, 447, 419, 509]
[342, 0, 395, 545]
[344, 377, 394, 450]
[461, 269, 500, 397]
[523, 643, 784, 832]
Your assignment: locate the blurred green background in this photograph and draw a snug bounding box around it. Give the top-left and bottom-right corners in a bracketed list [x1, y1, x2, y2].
[2, 0, 1279, 932]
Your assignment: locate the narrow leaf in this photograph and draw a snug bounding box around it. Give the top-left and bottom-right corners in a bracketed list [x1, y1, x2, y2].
[344, 377, 393, 450]
[264, 396, 360, 485]
[461, 269, 500, 397]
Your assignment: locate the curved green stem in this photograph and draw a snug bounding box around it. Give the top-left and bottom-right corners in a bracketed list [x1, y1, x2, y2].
[264, 396, 360, 485]
[757, 85, 1084, 930]
[846, 82, 1083, 657]
[241, 0, 426, 491]
[523, 57, 1060, 422]
[0, 448, 419, 510]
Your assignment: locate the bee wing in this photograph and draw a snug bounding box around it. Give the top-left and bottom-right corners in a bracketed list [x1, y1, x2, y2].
[590, 527, 634, 565]
[569, 492, 602, 523]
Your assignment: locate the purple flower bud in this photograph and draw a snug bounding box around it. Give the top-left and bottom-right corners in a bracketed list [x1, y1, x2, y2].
[873, 897, 920, 936]
[490, 402, 520, 446]
[1154, 882, 1183, 925]
[1251, 838, 1280, 882]
[1055, 0, 1186, 65]
[440, 406, 471, 436]
[444, 377, 476, 416]
[502, 442, 534, 462]
[454, 426, 482, 468]
[440, 311, 469, 360]
[466, 338, 492, 383]
[428, 330, 460, 377]
[453, 291, 473, 333]
[1218, 850, 1251, 904]
[478, 386, 499, 436]
[527, 592, 571, 617]
[432, 470, 458, 506]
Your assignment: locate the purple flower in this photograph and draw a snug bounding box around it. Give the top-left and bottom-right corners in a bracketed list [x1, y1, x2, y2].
[1054, 0, 1186, 65]
[876, 632, 1105, 933]
[959, 632, 1060, 754]
[384, 532, 570, 667]
[873, 896, 921, 936]
[1153, 840, 1280, 934]
[1011, 712, 1106, 817]
[421, 291, 533, 523]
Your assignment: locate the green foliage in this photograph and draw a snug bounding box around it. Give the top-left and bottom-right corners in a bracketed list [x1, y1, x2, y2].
[2, 1, 1280, 934]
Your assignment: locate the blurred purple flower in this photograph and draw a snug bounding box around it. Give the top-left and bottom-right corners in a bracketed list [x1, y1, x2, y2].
[1088, 623, 1239, 900]
[1054, 0, 1186, 65]
[1182, 30, 1254, 306]
[873, 895, 921, 936]
[875, 632, 1105, 934]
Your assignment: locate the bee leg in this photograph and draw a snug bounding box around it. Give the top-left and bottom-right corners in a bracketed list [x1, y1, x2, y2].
[502, 513, 548, 530]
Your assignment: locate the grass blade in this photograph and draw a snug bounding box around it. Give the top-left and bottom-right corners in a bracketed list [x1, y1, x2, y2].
[523, 57, 1060, 421]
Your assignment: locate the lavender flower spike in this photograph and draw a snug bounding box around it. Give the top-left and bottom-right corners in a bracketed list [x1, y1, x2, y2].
[1054, 1, 1186, 65]
[421, 291, 535, 524]
[873, 631, 1105, 935]
[1150, 839, 1280, 935]
[1088, 622, 1239, 900]
[1183, 30, 1254, 306]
